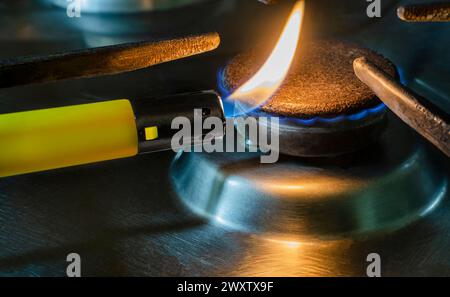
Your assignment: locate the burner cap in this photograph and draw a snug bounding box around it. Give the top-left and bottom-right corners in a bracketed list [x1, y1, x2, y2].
[223, 40, 397, 118]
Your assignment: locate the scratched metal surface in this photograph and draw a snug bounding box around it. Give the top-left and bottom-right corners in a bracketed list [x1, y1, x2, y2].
[0, 0, 449, 276]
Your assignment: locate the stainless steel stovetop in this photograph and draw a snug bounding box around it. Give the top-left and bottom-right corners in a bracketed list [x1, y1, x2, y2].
[0, 0, 449, 276]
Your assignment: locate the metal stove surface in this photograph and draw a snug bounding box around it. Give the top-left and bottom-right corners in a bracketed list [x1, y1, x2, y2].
[0, 0, 449, 276]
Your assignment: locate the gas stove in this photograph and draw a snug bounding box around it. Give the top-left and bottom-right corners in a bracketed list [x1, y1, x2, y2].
[0, 0, 449, 277]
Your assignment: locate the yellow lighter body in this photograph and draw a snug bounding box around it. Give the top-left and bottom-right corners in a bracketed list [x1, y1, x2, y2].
[0, 100, 139, 178]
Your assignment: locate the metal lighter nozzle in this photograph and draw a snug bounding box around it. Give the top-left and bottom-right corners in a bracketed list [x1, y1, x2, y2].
[134, 90, 225, 154]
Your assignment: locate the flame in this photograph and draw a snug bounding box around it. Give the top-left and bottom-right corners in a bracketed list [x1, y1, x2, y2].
[229, 0, 305, 113]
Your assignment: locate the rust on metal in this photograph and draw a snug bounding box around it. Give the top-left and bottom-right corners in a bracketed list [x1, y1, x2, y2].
[397, 2, 450, 22]
[224, 40, 397, 118]
[0, 32, 221, 88]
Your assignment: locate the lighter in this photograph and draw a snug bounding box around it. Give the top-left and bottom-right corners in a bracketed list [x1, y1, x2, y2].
[0, 91, 225, 178]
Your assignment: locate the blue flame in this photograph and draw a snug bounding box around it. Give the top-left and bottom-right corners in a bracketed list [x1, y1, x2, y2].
[397, 66, 408, 86]
[217, 67, 237, 118]
[286, 103, 386, 125]
[217, 67, 387, 125]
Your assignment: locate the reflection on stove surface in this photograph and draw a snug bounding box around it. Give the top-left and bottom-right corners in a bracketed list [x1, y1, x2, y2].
[172, 115, 447, 238]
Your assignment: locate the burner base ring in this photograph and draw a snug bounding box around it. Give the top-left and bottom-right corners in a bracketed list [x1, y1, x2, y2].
[171, 116, 447, 238]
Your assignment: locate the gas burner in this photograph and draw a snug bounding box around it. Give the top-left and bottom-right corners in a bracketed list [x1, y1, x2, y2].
[170, 39, 446, 238]
[219, 40, 398, 157]
[171, 116, 447, 238]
